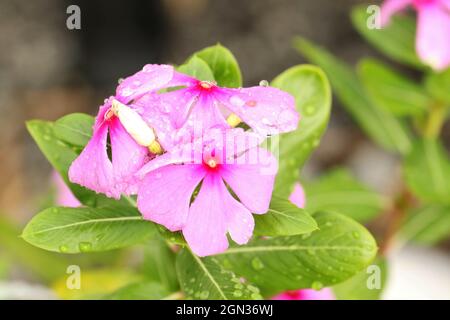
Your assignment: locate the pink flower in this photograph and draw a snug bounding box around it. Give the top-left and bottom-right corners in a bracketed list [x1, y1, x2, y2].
[69, 64, 187, 199]
[136, 128, 278, 256]
[272, 288, 335, 300]
[381, 0, 450, 70]
[153, 75, 299, 136]
[288, 182, 306, 208]
[52, 171, 80, 207]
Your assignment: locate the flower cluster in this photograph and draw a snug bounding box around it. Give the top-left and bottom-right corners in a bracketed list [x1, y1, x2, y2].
[69, 64, 299, 256]
[381, 0, 450, 70]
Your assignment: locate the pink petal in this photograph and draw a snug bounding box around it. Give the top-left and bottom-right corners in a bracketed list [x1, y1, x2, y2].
[220, 147, 277, 214]
[138, 164, 206, 232]
[116, 64, 175, 103]
[68, 122, 117, 198]
[272, 288, 335, 300]
[109, 120, 148, 195]
[52, 171, 81, 207]
[381, 0, 413, 26]
[416, 1, 450, 70]
[225, 195, 255, 245]
[215, 86, 299, 135]
[289, 183, 306, 208]
[182, 174, 230, 256]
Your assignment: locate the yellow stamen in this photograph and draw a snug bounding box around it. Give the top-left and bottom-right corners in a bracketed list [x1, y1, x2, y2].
[148, 140, 164, 155]
[207, 158, 217, 168]
[199, 81, 214, 89]
[226, 113, 242, 127]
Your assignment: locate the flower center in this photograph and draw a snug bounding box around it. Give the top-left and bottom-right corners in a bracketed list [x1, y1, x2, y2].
[207, 158, 218, 168]
[198, 81, 216, 91]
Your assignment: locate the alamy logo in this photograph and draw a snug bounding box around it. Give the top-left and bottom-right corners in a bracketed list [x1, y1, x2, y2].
[66, 5, 81, 30]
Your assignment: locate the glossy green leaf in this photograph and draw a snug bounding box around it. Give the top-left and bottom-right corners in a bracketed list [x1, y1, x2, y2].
[401, 205, 450, 245]
[254, 195, 317, 236]
[176, 249, 262, 300]
[194, 44, 242, 88]
[141, 237, 179, 292]
[22, 206, 156, 253]
[106, 281, 173, 300]
[177, 55, 215, 82]
[215, 211, 377, 293]
[333, 257, 387, 300]
[304, 169, 387, 223]
[404, 139, 450, 204]
[271, 65, 331, 197]
[295, 37, 412, 154]
[54, 113, 94, 147]
[351, 5, 423, 69]
[358, 58, 430, 116]
[425, 69, 450, 105]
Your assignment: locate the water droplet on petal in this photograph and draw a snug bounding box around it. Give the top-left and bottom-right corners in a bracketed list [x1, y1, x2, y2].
[259, 80, 269, 87]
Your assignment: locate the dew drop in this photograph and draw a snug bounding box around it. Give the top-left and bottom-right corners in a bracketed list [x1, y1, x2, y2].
[118, 78, 124, 84]
[311, 281, 323, 291]
[199, 291, 209, 299]
[59, 245, 68, 253]
[259, 80, 269, 87]
[247, 285, 260, 293]
[233, 290, 243, 297]
[304, 105, 316, 115]
[251, 257, 264, 270]
[352, 231, 360, 239]
[78, 241, 92, 252]
[251, 293, 262, 300]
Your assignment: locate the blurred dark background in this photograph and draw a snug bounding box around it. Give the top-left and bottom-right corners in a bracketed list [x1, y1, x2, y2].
[0, 0, 414, 218]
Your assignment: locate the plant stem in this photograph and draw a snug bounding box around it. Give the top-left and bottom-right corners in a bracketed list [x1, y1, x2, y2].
[379, 187, 416, 256]
[423, 102, 447, 139]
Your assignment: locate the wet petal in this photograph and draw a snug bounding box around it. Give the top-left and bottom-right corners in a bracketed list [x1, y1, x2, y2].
[109, 120, 148, 195]
[416, 2, 450, 70]
[215, 86, 299, 135]
[116, 64, 174, 103]
[220, 147, 277, 214]
[68, 122, 117, 198]
[182, 174, 230, 256]
[138, 164, 206, 232]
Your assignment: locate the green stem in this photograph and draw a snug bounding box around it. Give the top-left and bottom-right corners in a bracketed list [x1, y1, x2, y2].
[423, 102, 447, 139]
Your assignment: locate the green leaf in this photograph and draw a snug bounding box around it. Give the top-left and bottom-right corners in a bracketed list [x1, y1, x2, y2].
[295, 37, 412, 154]
[358, 58, 430, 116]
[271, 65, 331, 197]
[333, 257, 387, 300]
[177, 55, 215, 82]
[404, 139, 450, 204]
[194, 44, 242, 88]
[351, 5, 423, 69]
[54, 113, 94, 147]
[401, 205, 450, 245]
[157, 225, 187, 246]
[106, 281, 173, 300]
[141, 237, 179, 292]
[425, 69, 450, 105]
[304, 169, 387, 223]
[254, 195, 318, 236]
[176, 249, 262, 300]
[22, 206, 156, 253]
[215, 211, 377, 293]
